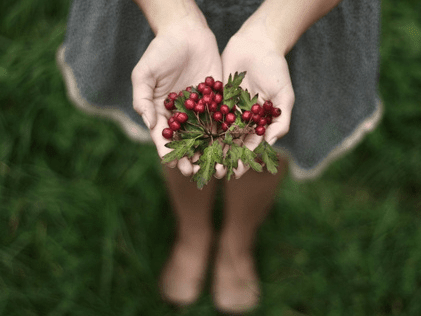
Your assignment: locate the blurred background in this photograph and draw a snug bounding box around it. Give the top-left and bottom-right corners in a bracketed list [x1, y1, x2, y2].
[0, 0, 420, 315]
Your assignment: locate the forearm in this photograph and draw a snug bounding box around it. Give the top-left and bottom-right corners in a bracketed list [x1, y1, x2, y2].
[131, 0, 207, 35]
[240, 0, 343, 55]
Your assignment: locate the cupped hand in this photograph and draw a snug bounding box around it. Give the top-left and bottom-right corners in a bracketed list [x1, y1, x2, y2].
[215, 23, 295, 180]
[131, 19, 222, 177]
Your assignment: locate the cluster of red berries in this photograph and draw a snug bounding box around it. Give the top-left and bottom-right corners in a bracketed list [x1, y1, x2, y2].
[240, 101, 281, 135]
[161, 76, 281, 139]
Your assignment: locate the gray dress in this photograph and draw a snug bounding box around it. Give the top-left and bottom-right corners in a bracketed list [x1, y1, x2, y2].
[56, 0, 383, 181]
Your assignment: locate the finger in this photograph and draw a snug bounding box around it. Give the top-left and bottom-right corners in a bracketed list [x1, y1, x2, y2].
[265, 86, 294, 145]
[190, 152, 201, 175]
[214, 143, 229, 179]
[132, 63, 157, 129]
[177, 156, 193, 176]
[232, 135, 251, 179]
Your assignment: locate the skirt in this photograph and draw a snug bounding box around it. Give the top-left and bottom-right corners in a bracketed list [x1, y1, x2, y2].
[56, 0, 383, 181]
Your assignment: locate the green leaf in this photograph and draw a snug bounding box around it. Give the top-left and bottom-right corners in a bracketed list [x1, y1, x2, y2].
[223, 72, 246, 106]
[183, 90, 191, 99]
[254, 141, 279, 174]
[234, 114, 246, 128]
[174, 97, 187, 112]
[192, 141, 223, 189]
[223, 143, 243, 181]
[161, 138, 197, 164]
[250, 93, 259, 105]
[232, 71, 246, 87]
[240, 146, 263, 172]
[193, 138, 211, 156]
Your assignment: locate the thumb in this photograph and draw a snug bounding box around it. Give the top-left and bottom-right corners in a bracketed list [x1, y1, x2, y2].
[132, 66, 157, 130]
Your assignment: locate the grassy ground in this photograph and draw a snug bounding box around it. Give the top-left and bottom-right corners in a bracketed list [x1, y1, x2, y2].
[1, 0, 421, 315]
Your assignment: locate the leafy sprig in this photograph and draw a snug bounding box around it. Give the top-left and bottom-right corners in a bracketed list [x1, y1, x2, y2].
[161, 72, 280, 189]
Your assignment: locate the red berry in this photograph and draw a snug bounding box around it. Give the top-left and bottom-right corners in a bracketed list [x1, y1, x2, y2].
[251, 104, 261, 114]
[213, 111, 223, 121]
[255, 126, 266, 136]
[189, 92, 199, 102]
[202, 85, 212, 95]
[194, 103, 205, 113]
[178, 91, 184, 98]
[221, 122, 229, 131]
[214, 93, 223, 104]
[263, 100, 273, 112]
[266, 116, 272, 125]
[258, 117, 268, 126]
[220, 104, 229, 115]
[168, 92, 178, 100]
[252, 114, 261, 123]
[208, 101, 218, 112]
[169, 121, 181, 131]
[184, 99, 195, 110]
[164, 98, 175, 111]
[242, 111, 252, 122]
[197, 82, 206, 93]
[272, 107, 282, 117]
[168, 116, 176, 125]
[225, 113, 236, 124]
[202, 94, 212, 105]
[205, 76, 215, 88]
[213, 80, 223, 92]
[259, 107, 265, 116]
[162, 128, 173, 139]
[175, 112, 188, 123]
[186, 86, 192, 92]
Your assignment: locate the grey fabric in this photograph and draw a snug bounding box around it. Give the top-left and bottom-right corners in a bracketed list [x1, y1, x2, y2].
[61, 0, 382, 173]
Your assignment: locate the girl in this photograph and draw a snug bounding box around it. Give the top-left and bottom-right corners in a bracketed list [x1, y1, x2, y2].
[57, 0, 383, 313]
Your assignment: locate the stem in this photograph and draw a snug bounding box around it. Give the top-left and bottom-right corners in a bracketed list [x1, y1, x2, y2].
[186, 120, 203, 129]
[194, 112, 207, 132]
[206, 106, 214, 132]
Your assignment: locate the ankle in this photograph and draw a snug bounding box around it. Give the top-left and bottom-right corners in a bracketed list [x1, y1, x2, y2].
[217, 229, 256, 258]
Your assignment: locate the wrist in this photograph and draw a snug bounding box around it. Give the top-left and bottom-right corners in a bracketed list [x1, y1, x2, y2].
[238, 0, 343, 55]
[133, 0, 208, 36]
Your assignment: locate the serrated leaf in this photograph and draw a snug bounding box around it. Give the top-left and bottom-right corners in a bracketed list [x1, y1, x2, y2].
[192, 141, 223, 189]
[250, 93, 259, 105]
[227, 73, 233, 85]
[194, 138, 211, 156]
[183, 91, 191, 99]
[223, 72, 246, 105]
[254, 141, 279, 174]
[225, 99, 236, 109]
[174, 97, 187, 112]
[240, 146, 263, 172]
[232, 71, 246, 87]
[161, 138, 196, 164]
[223, 143, 243, 181]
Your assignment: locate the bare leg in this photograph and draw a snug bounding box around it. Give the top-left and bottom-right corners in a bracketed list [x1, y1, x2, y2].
[159, 165, 218, 305]
[212, 155, 289, 313]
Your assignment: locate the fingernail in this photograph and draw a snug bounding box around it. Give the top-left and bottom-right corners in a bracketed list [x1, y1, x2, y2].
[142, 115, 150, 129]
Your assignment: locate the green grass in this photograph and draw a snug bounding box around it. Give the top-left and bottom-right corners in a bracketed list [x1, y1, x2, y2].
[1, 0, 421, 315]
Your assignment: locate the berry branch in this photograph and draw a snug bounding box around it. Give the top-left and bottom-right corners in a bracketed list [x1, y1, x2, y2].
[161, 72, 282, 189]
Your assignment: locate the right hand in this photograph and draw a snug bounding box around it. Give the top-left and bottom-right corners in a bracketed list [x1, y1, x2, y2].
[132, 18, 222, 176]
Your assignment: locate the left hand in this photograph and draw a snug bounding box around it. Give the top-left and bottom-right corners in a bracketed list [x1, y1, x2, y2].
[215, 22, 295, 180]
